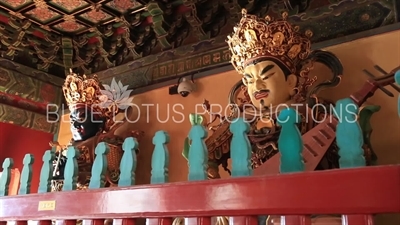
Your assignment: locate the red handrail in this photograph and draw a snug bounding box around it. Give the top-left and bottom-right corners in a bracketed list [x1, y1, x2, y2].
[0, 165, 398, 221]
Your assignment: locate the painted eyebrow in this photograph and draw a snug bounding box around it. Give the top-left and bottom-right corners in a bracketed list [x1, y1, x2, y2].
[243, 73, 252, 78]
[260, 64, 275, 75]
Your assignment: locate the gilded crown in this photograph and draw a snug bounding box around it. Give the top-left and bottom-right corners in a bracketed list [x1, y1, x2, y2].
[62, 69, 103, 110]
[227, 9, 312, 75]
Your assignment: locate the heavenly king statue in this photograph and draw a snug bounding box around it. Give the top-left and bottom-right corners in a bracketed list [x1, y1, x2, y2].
[200, 9, 378, 179]
[51, 69, 142, 191]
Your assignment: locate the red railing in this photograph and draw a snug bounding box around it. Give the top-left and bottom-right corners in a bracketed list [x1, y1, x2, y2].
[2, 68, 400, 225]
[0, 165, 399, 225]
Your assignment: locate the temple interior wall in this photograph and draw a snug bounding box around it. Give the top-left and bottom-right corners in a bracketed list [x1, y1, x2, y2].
[57, 29, 400, 224]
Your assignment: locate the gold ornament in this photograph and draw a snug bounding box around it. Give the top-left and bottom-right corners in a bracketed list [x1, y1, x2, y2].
[62, 69, 117, 130]
[62, 68, 103, 110]
[227, 9, 312, 75]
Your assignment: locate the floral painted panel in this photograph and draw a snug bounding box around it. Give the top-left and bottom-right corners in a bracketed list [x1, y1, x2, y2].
[49, 0, 89, 12]
[105, 0, 142, 13]
[25, 6, 60, 23]
[0, 0, 32, 9]
[53, 20, 86, 33]
[80, 9, 112, 23]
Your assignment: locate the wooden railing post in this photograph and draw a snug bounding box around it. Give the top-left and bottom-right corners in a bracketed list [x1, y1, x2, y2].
[0, 159, 25, 225]
[229, 117, 258, 225]
[118, 137, 138, 187]
[17, 154, 51, 225]
[62, 146, 80, 191]
[335, 98, 366, 168]
[89, 142, 110, 189]
[278, 108, 311, 225]
[335, 98, 374, 225]
[38, 150, 55, 194]
[0, 158, 22, 225]
[186, 124, 211, 225]
[57, 146, 81, 225]
[395, 69, 400, 117]
[37, 150, 76, 225]
[147, 131, 173, 225]
[84, 142, 110, 225]
[18, 154, 34, 195]
[114, 137, 139, 225]
[0, 158, 13, 197]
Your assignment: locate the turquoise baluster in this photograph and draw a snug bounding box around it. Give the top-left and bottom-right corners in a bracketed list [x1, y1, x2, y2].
[186, 123, 211, 225]
[395, 69, 400, 117]
[0, 158, 13, 196]
[89, 142, 110, 189]
[113, 139, 139, 225]
[62, 146, 80, 191]
[188, 124, 208, 181]
[334, 98, 365, 168]
[148, 132, 173, 225]
[278, 108, 304, 173]
[118, 137, 138, 187]
[38, 150, 55, 193]
[18, 154, 34, 195]
[151, 131, 170, 184]
[230, 118, 252, 177]
[277, 109, 311, 225]
[229, 118, 260, 224]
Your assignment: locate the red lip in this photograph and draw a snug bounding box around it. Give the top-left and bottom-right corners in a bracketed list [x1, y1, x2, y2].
[254, 91, 269, 100]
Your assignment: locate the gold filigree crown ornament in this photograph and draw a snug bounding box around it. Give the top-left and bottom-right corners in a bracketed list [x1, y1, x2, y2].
[62, 69, 118, 128]
[227, 9, 313, 75]
[62, 69, 103, 109]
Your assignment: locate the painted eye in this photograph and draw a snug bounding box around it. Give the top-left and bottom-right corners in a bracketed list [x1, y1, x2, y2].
[263, 72, 275, 80]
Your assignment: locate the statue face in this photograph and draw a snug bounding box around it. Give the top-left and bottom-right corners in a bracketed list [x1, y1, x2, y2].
[69, 106, 104, 142]
[242, 60, 297, 109]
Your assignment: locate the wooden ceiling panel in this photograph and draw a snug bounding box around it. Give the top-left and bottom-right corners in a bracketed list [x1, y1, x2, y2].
[0, 0, 397, 85]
